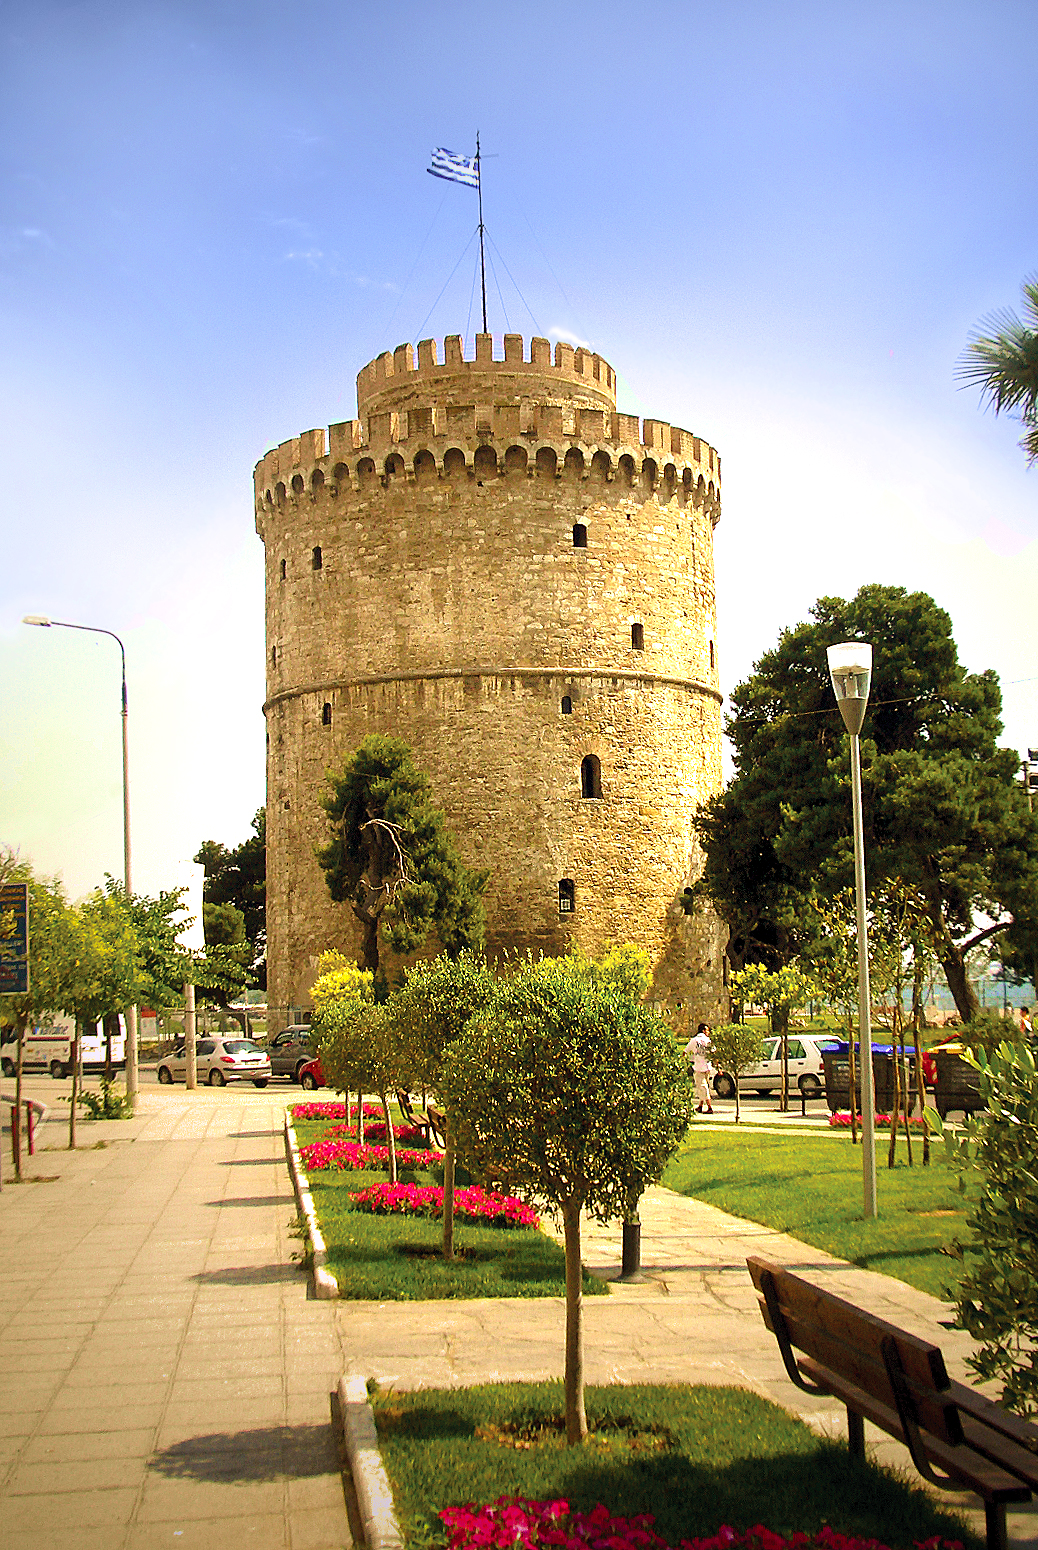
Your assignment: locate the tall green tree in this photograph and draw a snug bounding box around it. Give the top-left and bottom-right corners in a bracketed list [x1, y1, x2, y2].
[195, 808, 266, 987]
[959, 275, 1038, 465]
[696, 585, 1038, 1023]
[440, 954, 693, 1443]
[317, 736, 487, 973]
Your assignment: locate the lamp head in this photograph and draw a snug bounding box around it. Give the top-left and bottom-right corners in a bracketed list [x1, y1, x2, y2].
[22, 615, 52, 627]
[827, 641, 872, 736]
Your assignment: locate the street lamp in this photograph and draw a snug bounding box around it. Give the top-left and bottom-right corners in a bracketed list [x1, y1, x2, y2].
[827, 641, 877, 1220]
[22, 615, 139, 1102]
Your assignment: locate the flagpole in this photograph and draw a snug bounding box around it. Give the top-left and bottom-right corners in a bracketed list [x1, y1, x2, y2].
[476, 132, 487, 334]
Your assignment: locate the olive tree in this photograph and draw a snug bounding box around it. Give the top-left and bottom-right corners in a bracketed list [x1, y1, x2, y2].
[439, 955, 694, 1443]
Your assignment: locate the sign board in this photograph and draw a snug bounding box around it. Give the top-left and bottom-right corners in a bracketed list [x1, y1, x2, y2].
[0, 882, 29, 995]
[173, 861, 206, 954]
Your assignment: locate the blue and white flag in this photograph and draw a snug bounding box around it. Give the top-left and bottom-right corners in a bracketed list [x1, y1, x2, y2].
[428, 147, 479, 188]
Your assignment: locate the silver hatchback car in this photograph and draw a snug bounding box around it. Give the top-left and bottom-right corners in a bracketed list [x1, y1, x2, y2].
[713, 1033, 827, 1099]
[157, 1037, 272, 1088]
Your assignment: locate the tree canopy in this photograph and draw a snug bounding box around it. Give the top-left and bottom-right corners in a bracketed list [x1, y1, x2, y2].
[317, 736, 487, 972]
[195, 807, 266, 987]
[696, 585, 1038, 1021]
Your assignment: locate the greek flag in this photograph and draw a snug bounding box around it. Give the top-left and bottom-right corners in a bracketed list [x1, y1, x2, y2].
[428, 147, 479, 188]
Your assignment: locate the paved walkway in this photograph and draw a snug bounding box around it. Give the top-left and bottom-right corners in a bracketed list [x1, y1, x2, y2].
[0, 1084, 350, 1550]
[3, 1085, 1037, 1547]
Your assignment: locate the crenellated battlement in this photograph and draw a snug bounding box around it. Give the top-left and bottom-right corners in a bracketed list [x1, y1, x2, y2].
[356, 334, 617, 417]
[254, 407, 721, 514]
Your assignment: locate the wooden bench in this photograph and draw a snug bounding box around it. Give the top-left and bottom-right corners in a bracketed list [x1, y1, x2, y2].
[396, 1091, 445, 1149]
[747, 1254, 1038, 1550]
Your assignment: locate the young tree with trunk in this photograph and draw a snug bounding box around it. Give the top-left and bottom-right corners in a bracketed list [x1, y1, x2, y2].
[730, 962, 817, 1110]
[311, 963, 407, 1181]
[388, 951, 497, 1259]
[707, 1022, 767, 1122]
[317, 736, 487, 974]
[439, 955, 693, 1443]
[696, 585, 1038, 1024]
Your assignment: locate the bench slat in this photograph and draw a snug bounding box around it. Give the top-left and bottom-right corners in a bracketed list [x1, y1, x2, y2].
[757, 1294, 964, 1445]
[748, 1256, 948, 1390]
[798, 1356, 1032, 1505]
[947, 1379, 1038, 1460]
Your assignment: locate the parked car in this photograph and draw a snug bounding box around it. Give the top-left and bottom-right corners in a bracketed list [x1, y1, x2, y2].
[297, 1055, 324, 1091]
[267, 1025, 315, 1081]
[156, 1037, 271, 1087]
[713, 1033, 828, 1099]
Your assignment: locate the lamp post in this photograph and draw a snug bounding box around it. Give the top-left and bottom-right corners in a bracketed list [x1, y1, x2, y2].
[827, 641, 877, 1220]
[22, 615, 139, 1102]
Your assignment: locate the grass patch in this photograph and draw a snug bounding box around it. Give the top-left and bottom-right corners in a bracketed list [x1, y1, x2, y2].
[293, 1115, 605, 1302]
[373, 1381, 976, 1549]
[663, 1129, 969, 1299]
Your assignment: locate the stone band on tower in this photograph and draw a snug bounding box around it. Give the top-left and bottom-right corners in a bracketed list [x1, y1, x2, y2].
[255, 332, 725, 1016]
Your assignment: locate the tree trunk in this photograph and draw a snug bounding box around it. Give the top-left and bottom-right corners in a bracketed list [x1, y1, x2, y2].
[911, 960, 930, 1166]
[352, 906, 380, 973]
[888, 1003, 901, 1170]
[442, 1123, 456, 1261]
[940, 940, 981, 1024]
[380, 1091, 397, 1184]
[357, 1092, 364, 1144]
[562, 1197, 588, 1443]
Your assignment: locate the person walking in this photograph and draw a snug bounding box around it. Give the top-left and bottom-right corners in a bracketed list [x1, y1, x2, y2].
[685, 1022, 714, 1114]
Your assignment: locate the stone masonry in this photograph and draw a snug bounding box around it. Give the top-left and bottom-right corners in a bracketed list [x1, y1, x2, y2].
[254, 333, 726, 1019]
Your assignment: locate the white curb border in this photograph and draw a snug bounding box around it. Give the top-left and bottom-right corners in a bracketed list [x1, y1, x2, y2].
[284, 1112, 339, 1299]
[338, 1375, 405, 1550]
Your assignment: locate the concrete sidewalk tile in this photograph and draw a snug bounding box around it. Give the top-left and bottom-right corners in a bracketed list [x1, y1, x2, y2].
[167, 1375, 286, 1403]
[136, 1472, 286, 1520]
[19, 1426, 157, 1463]
[288, 1503, 353, 1548]
[124, 1511, 290, 1548]
[156, 1400, 287, 1441]
[38, 1400, 166, 1434]
[4, 1455, 145, 1494]
[2, 1485, 140, 1529]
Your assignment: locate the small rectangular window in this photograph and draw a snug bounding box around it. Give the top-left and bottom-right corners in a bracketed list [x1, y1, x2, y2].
[558, 879, 575, 914]
[312, 546, 323, 570]
[631, 622, 644, 651]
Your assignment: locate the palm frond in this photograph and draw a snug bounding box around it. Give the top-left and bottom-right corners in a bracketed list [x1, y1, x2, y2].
[957, 273, 1038, 423]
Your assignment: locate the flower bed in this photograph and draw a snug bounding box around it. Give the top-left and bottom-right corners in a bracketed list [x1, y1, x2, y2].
[439, 1499, 962, 1550]
[331, 1119, 429, 1146]
[299, 1138, 436, 1172]
[828, 1112, 928, 1131]
[291, 1100, 382, 1123]
[351, 1179, 540, 1228]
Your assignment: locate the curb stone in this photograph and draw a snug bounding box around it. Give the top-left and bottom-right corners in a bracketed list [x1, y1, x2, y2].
[339, 1375, 406, 1550]
[284, 1111, 339, 1299]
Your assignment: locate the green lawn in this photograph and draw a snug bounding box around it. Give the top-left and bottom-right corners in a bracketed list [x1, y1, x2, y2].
[292, 1113, 606, 1301]
[373, 1381, 976, 1550]
[663, 1128, 970, 1299]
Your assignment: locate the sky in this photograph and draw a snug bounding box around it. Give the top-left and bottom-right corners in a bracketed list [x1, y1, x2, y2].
[1, 0, 1036, 906]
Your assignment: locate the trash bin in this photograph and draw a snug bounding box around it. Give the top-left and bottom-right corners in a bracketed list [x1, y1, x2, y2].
[933, 1049, 985, 1120]
[821, 1040, 896, 1114]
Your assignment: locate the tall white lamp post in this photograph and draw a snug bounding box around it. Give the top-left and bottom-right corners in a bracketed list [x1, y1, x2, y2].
[827, 641, 877, 1220]
[22, 615, 140, 1102]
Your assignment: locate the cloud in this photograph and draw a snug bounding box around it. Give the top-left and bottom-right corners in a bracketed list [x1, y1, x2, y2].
[548, 325, 592, 348]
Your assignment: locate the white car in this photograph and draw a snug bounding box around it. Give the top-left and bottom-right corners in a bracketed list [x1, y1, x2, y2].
[157, 1037, 271, 1088]
[713, 1033, 828, 1099]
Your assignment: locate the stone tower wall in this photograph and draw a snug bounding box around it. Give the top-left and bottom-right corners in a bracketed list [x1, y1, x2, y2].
[256, 333, 726, 1018]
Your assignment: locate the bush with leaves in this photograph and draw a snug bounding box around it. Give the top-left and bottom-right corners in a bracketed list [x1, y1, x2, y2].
[943, 1038, 1038, 1415]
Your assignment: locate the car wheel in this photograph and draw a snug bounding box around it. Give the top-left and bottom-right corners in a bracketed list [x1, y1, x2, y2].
[798, 1074, 823, 1098]
[208, 1069, 225, 1086]
[51, 1060, 67, 1079]
[157, 1066, 174, 1085]
[1, 1057, 15, 1078]
[713, 1073, 736, 1100]
[300, 1071, 318, 1091]
[294, 1061, 309, 1082]
[252, 1079, 269, 1088]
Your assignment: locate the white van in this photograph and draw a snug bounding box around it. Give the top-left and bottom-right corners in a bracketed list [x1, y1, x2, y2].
[0, 1016, 126, 1079]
